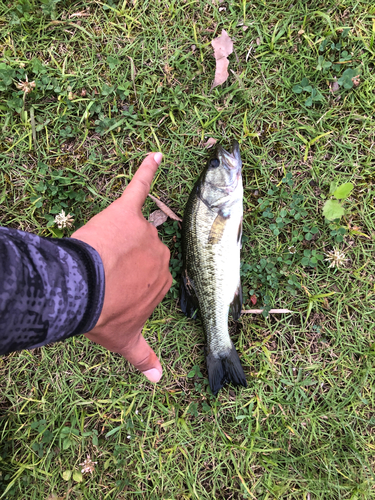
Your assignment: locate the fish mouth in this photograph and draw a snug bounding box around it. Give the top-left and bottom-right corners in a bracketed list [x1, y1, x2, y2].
[216, 141, 241, 171]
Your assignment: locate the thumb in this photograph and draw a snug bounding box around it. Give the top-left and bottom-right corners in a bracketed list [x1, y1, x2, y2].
[121, 333, 163, 383]
[121, 152, 163, 212]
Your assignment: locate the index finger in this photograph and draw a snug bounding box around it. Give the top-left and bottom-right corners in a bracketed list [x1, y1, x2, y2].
[121, 152, 163, 211]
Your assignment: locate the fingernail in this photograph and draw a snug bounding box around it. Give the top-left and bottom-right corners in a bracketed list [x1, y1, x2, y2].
[153, 152, 163, 165]
[142, 367, 162, 383]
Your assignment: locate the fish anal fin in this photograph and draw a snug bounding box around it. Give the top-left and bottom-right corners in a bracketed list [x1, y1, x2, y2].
[180, 271, 199, 319]
[206, 346, 247, 396]
[230, 282, 242, 321]
[237, 217, 243, 248]
[208, 212, 228, 245]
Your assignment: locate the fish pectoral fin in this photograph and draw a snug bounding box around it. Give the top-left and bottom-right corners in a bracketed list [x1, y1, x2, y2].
[230, 282, 243, 321]
[208, 212, 228, 245]
[180, 271, 199, 319]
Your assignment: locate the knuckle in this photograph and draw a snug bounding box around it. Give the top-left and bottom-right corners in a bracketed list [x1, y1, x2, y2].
[136, 177, 151, 192]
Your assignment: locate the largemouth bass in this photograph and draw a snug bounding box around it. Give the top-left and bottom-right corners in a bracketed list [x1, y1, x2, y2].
[180, 141, 247, 396]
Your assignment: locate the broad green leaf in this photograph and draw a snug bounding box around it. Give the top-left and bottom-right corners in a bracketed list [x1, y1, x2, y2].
[319, 38, 330, 52]
[316, 55, 325, 70]
[107, 56, 120, 70]
[31, 58, 46, 74]
[73, 470, 83, 482]
[303, 85, 313, 92]
[292, 84, 302, 94]
[329, 181, 338, 195]
[104, 457, 112, 470]
[49, 227, 64, 238]
[62, 437, 72, 450]
[333, 182, 354, 200]
[105, 425, 122, 438]
[338, 68, 359, 90]
[323, 200, 345, 221]
[62, 470, 72, 481]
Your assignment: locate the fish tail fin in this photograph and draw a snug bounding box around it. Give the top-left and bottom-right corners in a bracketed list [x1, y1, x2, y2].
[206, 345, 247, 396]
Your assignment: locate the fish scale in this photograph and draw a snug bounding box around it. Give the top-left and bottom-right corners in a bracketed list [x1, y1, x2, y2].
[180, 141, 247, 395]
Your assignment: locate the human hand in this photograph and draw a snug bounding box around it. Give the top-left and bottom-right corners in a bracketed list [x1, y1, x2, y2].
[72, 152, 172, 382]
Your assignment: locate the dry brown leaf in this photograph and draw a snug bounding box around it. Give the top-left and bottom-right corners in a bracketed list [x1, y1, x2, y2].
[211, 30, 234, 89]
[149, 210, 168, 227]
[352, 75, 360, 87]
[331, 79, 339, 92]
[202, 137, 217, 149]
[148, 194, 182, 222]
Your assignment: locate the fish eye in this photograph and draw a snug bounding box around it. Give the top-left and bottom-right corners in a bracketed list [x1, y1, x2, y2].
[210, 159, 220, 168]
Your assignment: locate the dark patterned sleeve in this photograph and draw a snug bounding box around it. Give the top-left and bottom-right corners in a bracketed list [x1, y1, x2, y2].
[0, 227, 105, 355]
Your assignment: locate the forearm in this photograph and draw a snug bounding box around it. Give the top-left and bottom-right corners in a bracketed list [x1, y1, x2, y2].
[0, 227, 105, 355]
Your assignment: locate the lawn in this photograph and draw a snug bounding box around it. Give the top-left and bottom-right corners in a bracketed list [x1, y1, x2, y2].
[1, 0, 375, 498]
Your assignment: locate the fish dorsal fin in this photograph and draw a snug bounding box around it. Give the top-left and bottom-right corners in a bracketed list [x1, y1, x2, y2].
[180, 270, 199, 319]
[208, 212, 228, 245]
[230, 282, 243, 321]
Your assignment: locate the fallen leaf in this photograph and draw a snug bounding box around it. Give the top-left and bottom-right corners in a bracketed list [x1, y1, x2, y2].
[148, 194, 182, 222]
[352, 75, 360, 87]
[330, 79, 339, 92]
[149, 210, 168, 227]
[242, 25, 248, 31]
[202, 137, 217, 148]
[211, 30, 234, 89]
[256, 37, 261, 45]
[250, 294, 257, 305]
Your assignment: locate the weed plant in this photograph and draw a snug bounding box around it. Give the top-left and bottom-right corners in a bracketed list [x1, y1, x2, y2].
[1, 0, 375, 498]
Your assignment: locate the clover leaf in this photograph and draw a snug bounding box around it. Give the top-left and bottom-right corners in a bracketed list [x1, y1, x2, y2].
[338, 68, 360, 90]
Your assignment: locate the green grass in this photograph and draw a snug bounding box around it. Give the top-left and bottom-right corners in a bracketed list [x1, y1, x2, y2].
[1, 0, 375, 498]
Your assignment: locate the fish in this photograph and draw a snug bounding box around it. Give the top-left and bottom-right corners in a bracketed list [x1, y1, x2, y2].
[180, 141, 247, 396]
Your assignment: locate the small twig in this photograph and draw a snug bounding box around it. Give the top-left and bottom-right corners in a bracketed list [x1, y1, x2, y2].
[242, 309, 294, 314]
[29, 107, 37, 150]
